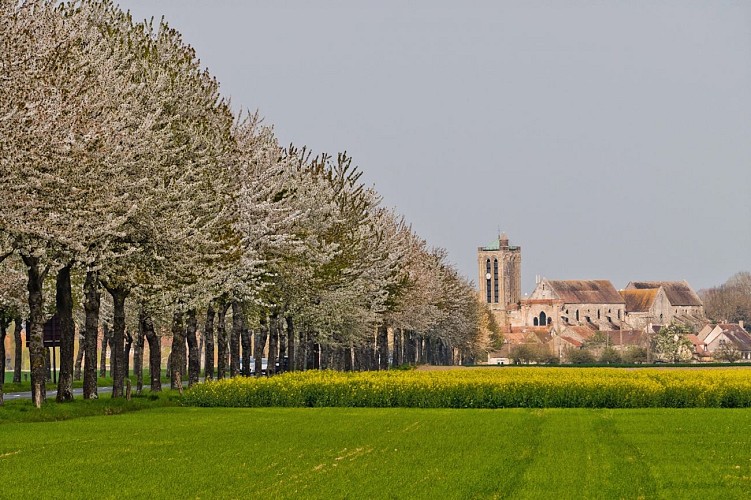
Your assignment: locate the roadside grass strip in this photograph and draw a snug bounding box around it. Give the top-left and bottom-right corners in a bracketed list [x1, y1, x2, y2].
[184, 368, 751, 409]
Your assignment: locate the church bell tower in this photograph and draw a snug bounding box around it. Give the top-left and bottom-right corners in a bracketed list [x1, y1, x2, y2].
[477, 233, 522, 324]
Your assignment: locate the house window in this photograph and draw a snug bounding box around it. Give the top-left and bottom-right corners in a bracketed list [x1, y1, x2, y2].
[576, 310, 580, 321]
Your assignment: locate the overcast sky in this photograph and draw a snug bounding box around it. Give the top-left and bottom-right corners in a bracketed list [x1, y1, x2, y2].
[116, 1, 750, 294]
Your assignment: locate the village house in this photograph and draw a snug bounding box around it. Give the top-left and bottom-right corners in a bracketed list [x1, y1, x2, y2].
[697, 322, 751, 361]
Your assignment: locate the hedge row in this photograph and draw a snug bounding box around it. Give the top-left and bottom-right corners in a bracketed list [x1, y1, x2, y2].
[183, 368, 751, 409]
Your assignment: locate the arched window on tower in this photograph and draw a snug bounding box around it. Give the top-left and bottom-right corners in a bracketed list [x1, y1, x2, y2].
[539, 311, 547, 326]
[493, 259, 499, 303]
[485, 259, 491, 303]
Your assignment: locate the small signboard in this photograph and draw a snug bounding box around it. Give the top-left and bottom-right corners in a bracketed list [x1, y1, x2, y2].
[23, 316, 63, 347]
[43, 315, 62, 348]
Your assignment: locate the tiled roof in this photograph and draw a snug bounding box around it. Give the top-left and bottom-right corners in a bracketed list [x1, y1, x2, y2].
[547, 280, 625, 304]
[718, 324, 751, 351]
[627, 281, 703, 307]
[620, 289, 658, 312]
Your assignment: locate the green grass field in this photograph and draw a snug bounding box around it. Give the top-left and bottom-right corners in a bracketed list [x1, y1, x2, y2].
[3, 370, 169, 393]
[1, 406, 751, 498]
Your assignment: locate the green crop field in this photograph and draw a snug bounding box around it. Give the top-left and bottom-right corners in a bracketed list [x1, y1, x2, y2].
[1, 406, 751, 498]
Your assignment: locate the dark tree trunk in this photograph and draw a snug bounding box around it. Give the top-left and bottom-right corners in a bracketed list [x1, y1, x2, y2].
[22, 255, 47, 408]
[230, 301, 243, 377]
[134, 309, 145, 394]
[377, 322, 389, 371]
[123, 329, 133, 381]
[286, 316, 296, 372]
[56, 264, 75, 402]
[353, 345, 364, 371]
[241, 324, 251, 377]
[300, 330, 309, 370]
[170, 310, 185, 390]
[278, 317, 287, 371]
[203, 303, 215, 380]
[417, 334, 424, 364]
[392, 328, 403, 368]
[13, 317, 22, 383]
[305, 332, 318, 370]
[142, 312, 160, 392]
[267, 315, 278, 376]
[319, 343, 330, 370]
[216, 302, 229, 379]
[255, 317, 268, 377]
[45, 347, 51, 381]
[83, 271, 99, 399]
[74, 331, 84, 381]
[186, 309, 200, 387]
[107, 287, 129, 398]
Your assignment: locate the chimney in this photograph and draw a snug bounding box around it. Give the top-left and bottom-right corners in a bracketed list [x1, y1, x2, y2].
[740, 320, 744, 329]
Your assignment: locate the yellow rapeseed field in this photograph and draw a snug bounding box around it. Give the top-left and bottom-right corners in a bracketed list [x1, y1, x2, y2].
[184, 367, 751, 408]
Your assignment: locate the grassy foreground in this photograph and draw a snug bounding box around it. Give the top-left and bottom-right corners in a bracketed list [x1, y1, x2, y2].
[1, 406, 751, 498]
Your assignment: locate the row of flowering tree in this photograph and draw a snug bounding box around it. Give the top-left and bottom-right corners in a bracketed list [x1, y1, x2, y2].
[0, 0, 495, 407]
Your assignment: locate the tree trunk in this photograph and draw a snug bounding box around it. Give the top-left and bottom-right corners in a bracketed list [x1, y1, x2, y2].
[230, 301, 243, 377]
[241, 323, 251, 377]
[13, 317, 22, 383]
[142, 313, 161, 392]
[255, 317, 268, 377]
[267, 315, 278, 376]
[377, 322, 389, 371]
[186, 309, 200, 387]
[123, 329, 133, 381]
[170, 310, 185, 390]
[45, 347, 51, 382]
[56, 264, 75, 402]
[22, 254, 47, 408]
[105, 286, 129, 398]
[286, 316, 295, 372]
[99, 322, 109, 377]
[319, 343, 330, 370]
[305, 332, 317, 370]
[392, 328, 402, 368]
[74, 331, 84, 381]
[278, 317, 288, 372]
[82, 271, 100, 399]
[298, 330, 309, 371]
[134, 309, 145, 395]
[216, 303, 229, 379]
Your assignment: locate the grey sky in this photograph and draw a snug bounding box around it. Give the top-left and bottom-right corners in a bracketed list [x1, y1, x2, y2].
[117, 1, 750, 294]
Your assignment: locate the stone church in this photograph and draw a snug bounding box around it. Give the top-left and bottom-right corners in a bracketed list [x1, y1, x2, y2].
[477, 233, 705, 333]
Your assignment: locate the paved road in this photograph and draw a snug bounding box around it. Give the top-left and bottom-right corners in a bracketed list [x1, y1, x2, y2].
[4, 385, 114, 400]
